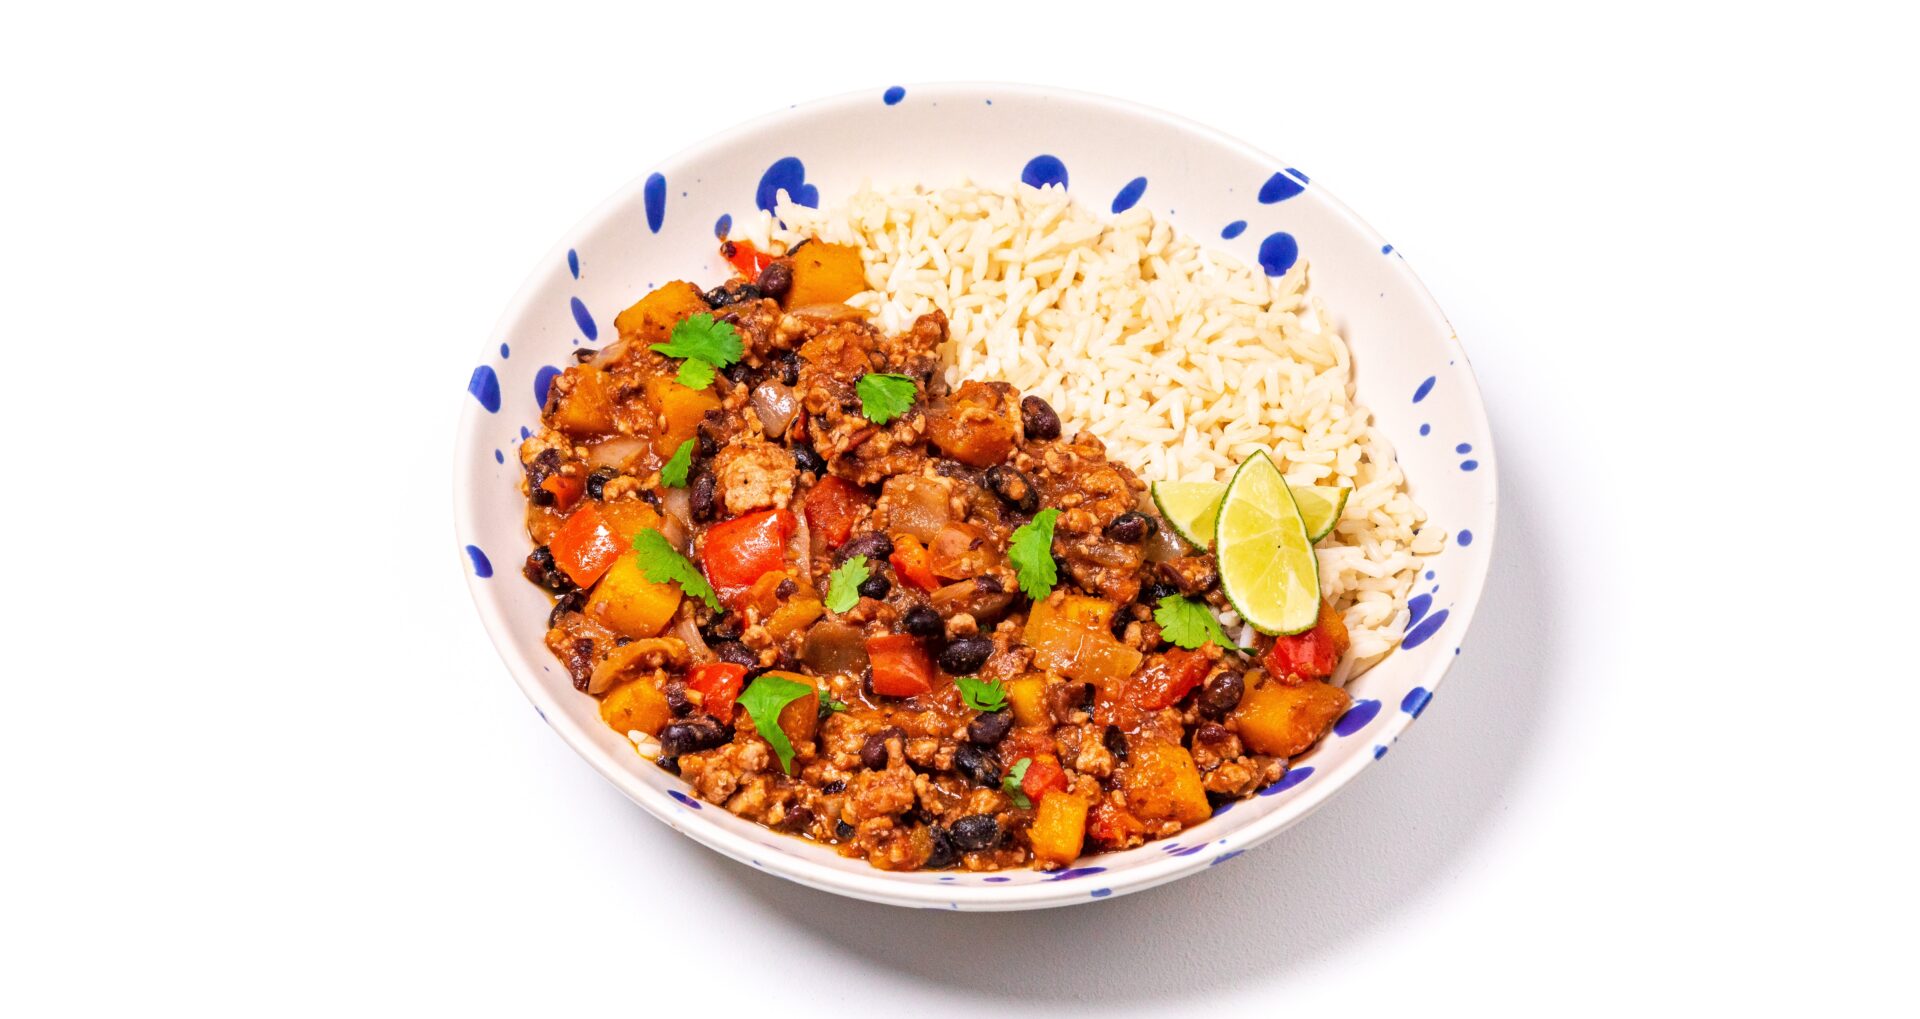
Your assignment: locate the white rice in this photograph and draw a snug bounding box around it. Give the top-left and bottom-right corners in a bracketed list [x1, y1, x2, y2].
[736, 182, 1437, 677]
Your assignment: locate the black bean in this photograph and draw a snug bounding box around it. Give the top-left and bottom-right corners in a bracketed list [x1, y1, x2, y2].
[835, 820, 855, 840]
[933, 459, 979, 482]
[983, 464, 1038, 513]
[860, 731, 895, 771]
[1104, 511, 1157, 544]
[664, 678, 693, 717]
[781, 807, 814, 833]
[967, 711, 1013, 746]
[938, 636, 994, 674]
[711, 641, 759, 669]
[792, 444, 827, 475]
[529, 486, 555, 508]
[585, 467, 618, 501]
[702, 614, 742, 642]
[523, 547, 574, 593]
[838, 532, 893, 564]
[902, 605, 943, 637]
[774, 349, 801, 387]
[857, 574, 891, 599]
[689, 469, 717, 522]
[1198, 671, 1246, 718]
[1110, 606, 1136, 641]
[722, 360, 763, 387]
[923, 826, 958, 869]
[1139, 581, 1179, 605]
[949, 814, 1002, 851]
[756, 260, 794, 301]
[953, 745, 1002, 788]
[820, 779, 846, 795]
[775, 578, 798, 599]
[1103, 724, 1129, 763]
[546, 588, 586, 628]
[659, 718, 728, 757]
[1021, 395, 1061, 440]
[974, 574, 1004, 595]
[704, 280, 761, 308]
[564, 639, 594, 692]
[572, 347, 598, 363]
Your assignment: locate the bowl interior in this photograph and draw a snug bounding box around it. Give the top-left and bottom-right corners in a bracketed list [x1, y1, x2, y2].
[454, 83, 1495, 910]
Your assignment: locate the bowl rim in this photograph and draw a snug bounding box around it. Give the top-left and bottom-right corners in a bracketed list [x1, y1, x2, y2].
[452, 81, 1498, 910]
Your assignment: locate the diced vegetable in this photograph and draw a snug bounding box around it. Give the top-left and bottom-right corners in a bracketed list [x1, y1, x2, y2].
[585, 553, 683, 639]
[538, 472, 584, 511]
[642, 375, 722, 458]
[881, 476, 952, 541]
[599, 676, 671, 736]
[549, 366, 617, 437]
[549, 501, 665, 588]
[1260, 599, 1351, 682]
[1120, 740, 1212, 826]
[801, 620, 870, 676]
[765, 593, 824, 641]
[1127, 647, 1213, 710]
[1087, 799, 1146, 849]
[587, 637, 690, 695]
[614, 280, 708, 344]
[803, 475, 870, 551]
[925, 381, 1019, 468]
[761, 670, 820, 750]
[888, 535, 941, 593]
[686, 662, 746, 723]
[721, 240, 776, 279]
[701, 509, 797, 597]
[1020, 755, 1070, 802]
[928, 522, 994, 580]
[1230, 674, 1352, 758]
[1004, 674, 1049, 728]
[784, 242, 866, 307]
[866, 633, 934, 697]
[1029, 791, 1090, 866]
[1023, 595, 1143, 686]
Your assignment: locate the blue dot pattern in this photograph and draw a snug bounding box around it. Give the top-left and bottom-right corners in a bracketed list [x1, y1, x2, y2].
[1401, 687, 1432, 717]
[1381, 244, 1394, 255]
[1403, 609, 1451, 650]
[757, 157, 818, 214]
[1021, 154, 1068, 190]
[570, 297, 597, 341]
[668, 790, 701, 809]
[1210, 850, 1246, 867]
[1419, 423, 1431, 436]
[467, 365, 501, 413]
[1260, 766, 1314, 796]
[643, 173, 667, 233]
[1046, 866, 1106, 881]
[1286, 168, 1310, 184]
[1373, 744, 1389, 759]
[1258, 171, 1305, 203]
[1334, 699, 1382, 736]
[1405, 593, 1432, 630]
[1458, 529, 1474, 546]
[464, 545, 493, 578]
[1257, 232, 1299, 276]
[1111, 176, 1147, 213]
[533, 365, 561, 409]
[1460, 459, 1479, 472]
[1456, 443, 1472, 454]
[499, 342, 510, 358]
[567, 249, 580, 278]
[883, 85, 905, 105]
[713, 213, 732, 239]
[1090, 888, 1113, 898]
[494, 449, 504, 464]
[1221, 220, 1247, 239]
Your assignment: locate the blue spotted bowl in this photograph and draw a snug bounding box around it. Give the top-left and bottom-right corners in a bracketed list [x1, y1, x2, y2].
[454, 83, 1495, 910]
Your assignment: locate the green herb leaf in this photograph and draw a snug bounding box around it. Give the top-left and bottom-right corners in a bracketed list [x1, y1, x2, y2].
[822, 695, 848, 714]
[855, 373, 917, 425]
[825, 554, 870, 613]
[1008, 508, 1062, 600]
[631, 529, 721, 614]
[955, 675, 1008, 713]
[1003, 757, 1032, 809]
[649, 314, 742, 392]
[1154, 594, 1250, 653]
[736, 674, 815, 773]
[660, 438, 695, 488]
[674, 356, 716, 391]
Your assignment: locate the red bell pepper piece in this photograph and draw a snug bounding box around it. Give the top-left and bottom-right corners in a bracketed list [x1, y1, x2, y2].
[1128, 647, 1213, 710]
[1261, 600, 1351, 683]
[720, 240, 775, 279]
[1021, 755, 1070, 802]
[802, 475, 870, 550]
[889, 535, 941, 593]
[547, 503, 622, 588]
[539, 472, 584, 512]
[701, 509, 797, 597]
[866, 633, 934, 697]
[687, 662, 747, 723]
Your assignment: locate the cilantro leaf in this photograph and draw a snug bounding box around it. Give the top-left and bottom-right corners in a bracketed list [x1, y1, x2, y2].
[855, 373, 917, 424]
[1002, 757, 1032, 809]
[825, 554, 870, 613]
[1008, 508, 1061, 600]
[650, 314, 742, 392]
[955, 675, 1008, 713]
[631, 529, 721, 614]
[1154, 594, 1250, 653]
[736, 674, 815, 773]
[660, 438, 695, 488]
[821, 695, 848, 714]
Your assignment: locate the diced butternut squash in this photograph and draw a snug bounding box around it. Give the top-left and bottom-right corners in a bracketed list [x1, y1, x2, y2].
[599, 676, 671, 736]
[1119, 740, 1211, 826]
[761, 671, 820, 751]
[1231, 674, 1352, 758]
[1005, 674, 1050, 728]
[784, 243, 866, 308]
[549, 366, 618, 437]
[643, 375, 721, 457]
[1025, 596, 1141, 687]
[585, 553, 682, 639]
[1057, 594, 1117, 631]
[1028, 792, 1090, 866]
[614, 280, 708, 344]
[926, 381, 1020, 468]
[765, 594, 824, 641]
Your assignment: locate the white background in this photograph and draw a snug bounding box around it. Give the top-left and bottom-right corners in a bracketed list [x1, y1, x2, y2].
[4, 2, 1915, 1014]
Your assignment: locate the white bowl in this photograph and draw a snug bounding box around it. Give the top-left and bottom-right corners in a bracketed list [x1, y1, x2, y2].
[453, 83, 1495, 910]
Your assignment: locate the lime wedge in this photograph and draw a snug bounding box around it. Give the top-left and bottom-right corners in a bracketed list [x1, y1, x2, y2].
[1215, 451, 1321, 635]
[1151, 478, 1348, 548]
[1151, 480, 1225, 548]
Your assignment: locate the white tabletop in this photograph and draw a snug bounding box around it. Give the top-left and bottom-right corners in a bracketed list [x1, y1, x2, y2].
[5, 3, 1910, 1014]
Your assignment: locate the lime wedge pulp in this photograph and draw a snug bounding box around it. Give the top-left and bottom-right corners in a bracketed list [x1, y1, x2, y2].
[1151, 478, 1348, 548]
[1214, 451, 1321, 635]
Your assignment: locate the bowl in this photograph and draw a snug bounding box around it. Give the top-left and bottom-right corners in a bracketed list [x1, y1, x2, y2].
[453, 83, 1496, 910]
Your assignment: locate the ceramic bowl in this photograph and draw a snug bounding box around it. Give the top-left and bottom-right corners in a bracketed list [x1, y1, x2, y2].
[453, 83, 1495, 910]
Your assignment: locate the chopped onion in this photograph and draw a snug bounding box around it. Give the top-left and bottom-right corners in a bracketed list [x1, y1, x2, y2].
[588, 340, 628, 367]
[887, 477, 952, 541]
[788, 302, 866, 323]
[587, 436, 649, 469]
[802, 621, 869, 676]
[751, 381, 798, 437]
[1143, 519, 1191, 563]
[672, 613, 715, 665]
[788, 504, 811, 563]
[660, 486, 692, 531]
